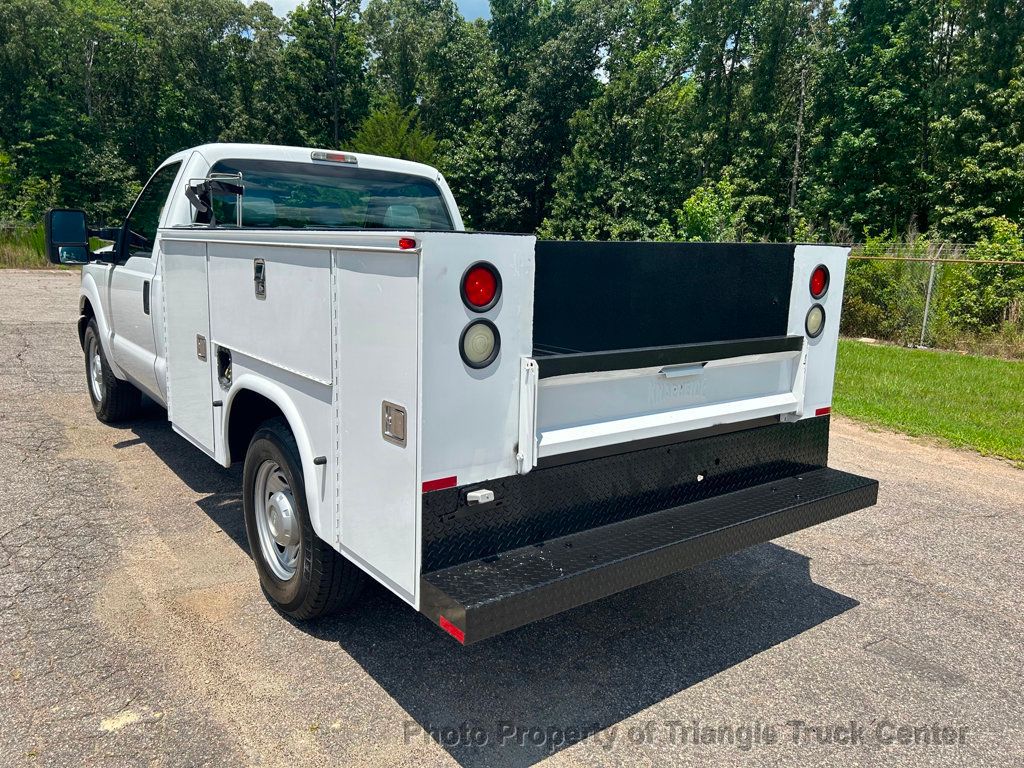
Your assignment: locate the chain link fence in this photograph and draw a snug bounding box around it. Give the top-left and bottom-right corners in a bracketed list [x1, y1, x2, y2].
[841, 241, 1024, 359]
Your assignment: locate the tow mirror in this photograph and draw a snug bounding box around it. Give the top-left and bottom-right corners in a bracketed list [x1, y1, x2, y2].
[44, 208, 90, 265]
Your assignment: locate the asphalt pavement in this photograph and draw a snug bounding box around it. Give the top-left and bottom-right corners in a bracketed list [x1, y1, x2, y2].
[1, 269, 1021, 767]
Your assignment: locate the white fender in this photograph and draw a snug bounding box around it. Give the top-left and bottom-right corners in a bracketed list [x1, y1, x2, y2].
[223, 374, 331, 542]
[79, 269, 128, 380]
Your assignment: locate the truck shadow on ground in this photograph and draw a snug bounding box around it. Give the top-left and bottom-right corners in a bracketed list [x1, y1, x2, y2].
[126, 407, 250, 546]
[126, 412, 858, 768]
[315, 549, 856, 768]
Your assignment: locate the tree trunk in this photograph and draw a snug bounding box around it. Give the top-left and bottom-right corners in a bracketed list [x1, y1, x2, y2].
[789, 66, 806, 238]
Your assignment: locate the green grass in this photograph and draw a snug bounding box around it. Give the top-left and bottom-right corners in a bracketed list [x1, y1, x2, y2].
[0, 225, 48, 268]
[0, 243, 49, 268]
[834, 339, 1024, 464]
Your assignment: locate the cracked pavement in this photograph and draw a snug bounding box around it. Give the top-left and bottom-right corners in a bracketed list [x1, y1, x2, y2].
[1, 269, 1022, 767]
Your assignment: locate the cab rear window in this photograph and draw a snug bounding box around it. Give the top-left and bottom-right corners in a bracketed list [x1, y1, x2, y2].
[205, 158, 453, 230]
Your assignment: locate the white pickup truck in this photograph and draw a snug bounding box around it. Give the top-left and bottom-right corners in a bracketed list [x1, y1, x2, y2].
[46, 143, 876, 644]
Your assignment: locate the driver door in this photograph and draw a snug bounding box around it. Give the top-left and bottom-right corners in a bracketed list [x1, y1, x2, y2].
[109, 161, 181, 398]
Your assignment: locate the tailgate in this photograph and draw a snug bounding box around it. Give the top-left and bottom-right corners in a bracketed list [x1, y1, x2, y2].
[519, 241, 816, 470]
[523, 335, 806, 463]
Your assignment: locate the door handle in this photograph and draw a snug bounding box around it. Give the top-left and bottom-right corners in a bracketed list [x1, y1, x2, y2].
[143, 280, 150, 315]
[660, 362, 705, 379]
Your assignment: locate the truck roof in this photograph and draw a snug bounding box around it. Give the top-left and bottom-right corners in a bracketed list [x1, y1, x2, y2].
[165, 143, 445, 183]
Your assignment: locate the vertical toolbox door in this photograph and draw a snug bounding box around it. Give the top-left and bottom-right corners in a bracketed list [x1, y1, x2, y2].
[334, 248, 420, 605]
[162, 240, 216, 455]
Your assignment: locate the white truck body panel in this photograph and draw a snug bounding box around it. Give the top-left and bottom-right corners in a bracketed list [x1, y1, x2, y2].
[65, 143, 873, 640]
[108, 255, 159, 394]
[208, 241, 334, 385]
[162, 238, 215, 454]
[334, 247, 421, 602]
[158, 231, 424, 603]
[154, 229, 537, 606]
[226, 355, 334, 539]
[418, 231, 536, 487]
[788, 244, 850, 415]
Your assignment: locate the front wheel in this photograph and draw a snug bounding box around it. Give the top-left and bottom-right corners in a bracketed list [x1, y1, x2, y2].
[83, 318, 142, 423]
[242, 418, 364, 619]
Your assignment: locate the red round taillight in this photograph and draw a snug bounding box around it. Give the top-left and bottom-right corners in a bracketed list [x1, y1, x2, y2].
[810, 265, 830, 299]
[461, 262, 501, 312]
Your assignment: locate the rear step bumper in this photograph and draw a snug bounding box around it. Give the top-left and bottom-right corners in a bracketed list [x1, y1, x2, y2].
[421, 467, 877, 644]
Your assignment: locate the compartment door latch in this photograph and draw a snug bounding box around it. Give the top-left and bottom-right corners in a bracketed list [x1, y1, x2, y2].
[254, 258, 266, 299]
[382, 401, 407, 447]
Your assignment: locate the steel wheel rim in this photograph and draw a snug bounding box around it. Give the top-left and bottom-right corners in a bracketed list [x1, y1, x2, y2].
[88, 338, 104, 402]
[253, 459, 300, 581]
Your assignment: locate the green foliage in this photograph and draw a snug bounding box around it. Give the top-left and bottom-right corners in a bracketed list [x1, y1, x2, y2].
[362, 0, 463, 113]
[4, 173, 61, 224]
[0, 224, 48, 268]
[539, 75, 699, 241]
[539, 0, 699, 241]
[841, 225, 1024, 352]
[0, 0, 1021, 253]
[934, 218, 1024, 333]
[675, 179, 741, 242]
[80, 145, 143, 225]
[350, 99, 438, 163]
[285, 0, 369, 146]
[841, 235, 931, 344]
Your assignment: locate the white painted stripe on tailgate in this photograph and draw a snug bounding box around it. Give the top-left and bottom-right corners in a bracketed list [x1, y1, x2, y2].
[537, 392, 800, 457]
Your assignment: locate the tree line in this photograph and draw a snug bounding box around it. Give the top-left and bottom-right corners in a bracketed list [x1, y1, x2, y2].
[1, 0, 1022, 244]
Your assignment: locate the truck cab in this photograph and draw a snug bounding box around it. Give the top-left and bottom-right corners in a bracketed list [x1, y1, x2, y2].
[69, 144, 463, 409]
[45, 143, 876, 644]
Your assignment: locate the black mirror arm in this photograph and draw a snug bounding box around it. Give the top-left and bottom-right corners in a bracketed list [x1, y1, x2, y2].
[208, 179, 244, 197]
[72, 225, 120, 264]
[185, 184, 210, 213]
[186, 178, 244, 227]
[88, 226, 120, 241]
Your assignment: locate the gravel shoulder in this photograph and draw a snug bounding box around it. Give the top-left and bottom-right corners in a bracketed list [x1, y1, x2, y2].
[1, 270, 1021, 768]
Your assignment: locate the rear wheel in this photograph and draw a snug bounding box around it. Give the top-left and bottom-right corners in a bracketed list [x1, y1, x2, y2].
[83, 318, 142, 423]
[243, 418, 364, 619]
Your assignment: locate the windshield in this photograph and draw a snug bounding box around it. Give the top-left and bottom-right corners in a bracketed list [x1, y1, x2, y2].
[204, 158, 454, 231]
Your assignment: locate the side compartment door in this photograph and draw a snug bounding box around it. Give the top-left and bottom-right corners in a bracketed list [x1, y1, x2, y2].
[334, 248, 420, 605]
[162, 240, 215, 455]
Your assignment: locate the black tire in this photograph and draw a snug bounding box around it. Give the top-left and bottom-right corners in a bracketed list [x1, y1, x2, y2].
[83, 318, 142, 423]
[243, 418, 364, 619]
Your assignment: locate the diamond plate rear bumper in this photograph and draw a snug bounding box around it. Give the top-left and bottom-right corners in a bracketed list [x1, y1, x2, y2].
[421, 466, 877, 644]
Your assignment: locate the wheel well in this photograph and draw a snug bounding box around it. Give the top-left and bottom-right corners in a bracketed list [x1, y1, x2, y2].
[78, 298, 95, 350]
[227, 390, 287, 465]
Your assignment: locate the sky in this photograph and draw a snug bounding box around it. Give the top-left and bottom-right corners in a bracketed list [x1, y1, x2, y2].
[262, 0, 490, 20]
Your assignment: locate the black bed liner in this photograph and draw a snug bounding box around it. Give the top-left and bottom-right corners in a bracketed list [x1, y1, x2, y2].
[531, 335, 803, 378]
[532, 241, 796, 356]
